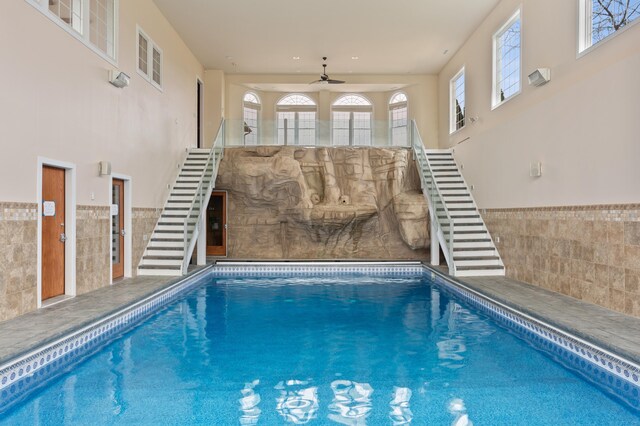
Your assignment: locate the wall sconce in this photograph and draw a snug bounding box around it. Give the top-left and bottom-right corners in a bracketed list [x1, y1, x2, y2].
[528, 68, 551, 87]
[99, 161, 112, 176]
[109, 70, 130, 88]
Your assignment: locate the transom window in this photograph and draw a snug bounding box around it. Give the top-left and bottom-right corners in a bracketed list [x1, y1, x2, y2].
[492, 10, 521, 108]
[31, 0, 117, 62]
[332, 94, 373, 146]
[276, 94, 317, 145]
[450, 68, 465, 133]
[243, 92, 261, 145]
[389, 92, 408, 146]
[579, 0, 640, 52]
[137, 27, 163, 89]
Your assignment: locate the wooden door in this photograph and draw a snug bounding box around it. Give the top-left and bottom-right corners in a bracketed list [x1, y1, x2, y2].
[112, 179, 125, 279]
[206, 192, 227, 256]
[42, 166, 66, 300]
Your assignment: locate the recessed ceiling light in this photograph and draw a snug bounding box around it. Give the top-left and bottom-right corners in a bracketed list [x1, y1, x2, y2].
[351, 56, 359, 60]
[292, 56, 300, 60]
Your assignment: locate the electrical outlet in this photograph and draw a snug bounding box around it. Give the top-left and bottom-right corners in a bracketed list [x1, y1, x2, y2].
[470, 184, 475, 190]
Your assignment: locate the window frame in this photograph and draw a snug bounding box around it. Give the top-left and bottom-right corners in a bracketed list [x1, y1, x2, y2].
[243, 92, 261, 145]
[388, 92, 409, 146]
[578, 0, 640, 56]
[276, 94, 317, 145]
[24, 0, 119, 65]
[491, 9, 522, 110]
[449, 68, 466, 134]
[137, 26, 163, 91]
[331, 94, 374, 146]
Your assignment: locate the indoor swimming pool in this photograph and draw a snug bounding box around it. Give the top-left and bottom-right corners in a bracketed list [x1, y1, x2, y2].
[1, 270, 639, 424]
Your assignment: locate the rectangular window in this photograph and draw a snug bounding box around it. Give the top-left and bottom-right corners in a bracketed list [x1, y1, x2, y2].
[332, 111, 351, 146]
[32, 0, 117, 62]
[579, 0, 640, 52]
[449, 68, 465, 133]
[492, 10, 521, 108]
[243, 107, 258, 145]
[277, 112, 316, 145]
[137, 27, 162, 89]
[390, 107, 408, 146]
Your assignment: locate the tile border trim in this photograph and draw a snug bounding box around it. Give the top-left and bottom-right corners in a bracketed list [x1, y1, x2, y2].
[424, 265, 640, 408]
[0, 266, 213, 412]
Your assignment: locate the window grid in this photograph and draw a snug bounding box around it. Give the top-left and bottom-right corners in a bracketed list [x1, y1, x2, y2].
[493, 12, 521, 107]
[332, 111, 351, 146]
[137, 27, 162, 89]
[333, 94, 371, 106]
[450, 70, 465, 133]
[243, 92, 261, 145]
[49, 0, 83, 34]
[389, 92, 408, 146]
[278, 94, 316, 106]
[89, 0, 115, 58]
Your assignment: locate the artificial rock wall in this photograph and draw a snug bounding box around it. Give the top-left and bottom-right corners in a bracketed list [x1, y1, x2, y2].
[215, 147, 430, 260]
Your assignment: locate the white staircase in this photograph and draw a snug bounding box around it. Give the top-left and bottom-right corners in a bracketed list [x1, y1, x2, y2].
[411, 122, 505, 277]
[138, 122, 225, 276]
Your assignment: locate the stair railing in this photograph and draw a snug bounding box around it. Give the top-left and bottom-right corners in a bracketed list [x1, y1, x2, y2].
[410, 120, 455, 274]
[181, 119, 225, 274]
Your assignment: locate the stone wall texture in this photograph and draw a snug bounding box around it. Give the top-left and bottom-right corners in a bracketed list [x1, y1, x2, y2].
[215, 147, 430, 260]
[0, 202, 38, 322]
[132, 207, 161, 275]
[483, 205, 640, 317]
[76, 206, 110, 294]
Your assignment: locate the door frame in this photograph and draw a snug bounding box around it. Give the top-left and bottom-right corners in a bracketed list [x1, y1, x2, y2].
[109, 173, 132, 283]
[196, 76, 204, 149]
[37, 157, 77, 308]
[206, 190, 228, 257]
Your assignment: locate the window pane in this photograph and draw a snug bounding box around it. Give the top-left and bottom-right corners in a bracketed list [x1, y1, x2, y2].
[50, 0, 82, 34]
[332, 111, 350, 146]
[152, 48, 161, 85]
[451, 71, 465, 131]
[277, 112, 295, 145]
[277, 94, 315, 106]
[495, 16, 521, 104]
[590, 0, 640, 46]
[353, 112, 371, 146]
[243, 107, 258, 145]
[298, 112, 316, 145]
[138, 34, 148, 75]
[391, 106, 408, 146]
[89, 0, 115, 58]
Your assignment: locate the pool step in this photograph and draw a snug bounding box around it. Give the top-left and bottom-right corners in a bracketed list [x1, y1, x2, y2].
[414, 148, 504, 277]
[137, 148, 221, 277]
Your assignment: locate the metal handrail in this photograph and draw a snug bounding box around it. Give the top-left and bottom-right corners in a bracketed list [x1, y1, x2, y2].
[410, 120, 455, 274]
[181, 119, 225, 274]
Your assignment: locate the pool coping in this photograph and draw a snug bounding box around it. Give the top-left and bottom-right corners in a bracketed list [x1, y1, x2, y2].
[1, 261, 639, 413]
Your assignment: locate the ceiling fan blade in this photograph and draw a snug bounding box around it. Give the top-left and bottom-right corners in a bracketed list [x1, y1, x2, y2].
[327, 79, 345, 84]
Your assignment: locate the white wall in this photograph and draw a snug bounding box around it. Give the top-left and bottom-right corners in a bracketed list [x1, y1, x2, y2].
[224, 74, 439, 147]
[0, 0, 204, 207]
[438, 0, 640, 208]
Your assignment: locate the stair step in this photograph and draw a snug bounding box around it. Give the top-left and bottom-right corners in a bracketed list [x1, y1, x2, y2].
[146, 249, 183, 256]
[454, 249, 497, 257]
[456, 264, 505, 271]
[143, 255, 183, 261]
[453, 241, 494, 248]
[455, 259, 503, 267]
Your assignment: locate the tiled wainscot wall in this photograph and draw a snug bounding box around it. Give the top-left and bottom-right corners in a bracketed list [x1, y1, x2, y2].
[132, 207, 161, 274]
[483, 204, 640, 317]
[76, 206, 110, 294]
[0, 203, 37, 322]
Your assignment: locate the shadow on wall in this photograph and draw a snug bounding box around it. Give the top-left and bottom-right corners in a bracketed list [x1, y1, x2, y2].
[215, 147, 430, 260]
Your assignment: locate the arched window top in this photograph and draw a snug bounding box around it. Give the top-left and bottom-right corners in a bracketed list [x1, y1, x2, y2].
[244, 92, 261, 104]
[278, 94, 316, 106]
[389, 92, 407, 105]
[333, 94, 371, 106]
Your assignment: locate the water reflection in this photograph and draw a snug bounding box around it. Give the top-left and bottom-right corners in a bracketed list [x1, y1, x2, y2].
[328, 380, 373, 425]
[275, 380, 319, 424]
[448, 398, 474, 426]
[389, 386, 413, 425]
[239, 379, 261, 425]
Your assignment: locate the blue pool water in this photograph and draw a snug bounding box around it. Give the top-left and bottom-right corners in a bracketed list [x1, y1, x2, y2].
[2, 274, 639, 425]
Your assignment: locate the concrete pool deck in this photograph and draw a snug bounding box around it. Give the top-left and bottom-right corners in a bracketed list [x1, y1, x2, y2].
[0, 262, 639, 368]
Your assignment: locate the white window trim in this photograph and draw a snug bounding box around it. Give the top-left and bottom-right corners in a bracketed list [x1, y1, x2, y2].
[577, 0, 640, 57]
[24, 0, 119, 66]
[491, 8, 522, 110]
[137, 25, 163, 91]
[449, 67, 466, 134]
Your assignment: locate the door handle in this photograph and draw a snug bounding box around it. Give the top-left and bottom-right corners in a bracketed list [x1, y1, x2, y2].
[121, 229, 126, 237]
[60, 233, 67, 243]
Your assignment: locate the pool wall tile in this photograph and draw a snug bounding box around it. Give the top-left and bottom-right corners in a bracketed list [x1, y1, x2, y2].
[482, 204, 640, 317]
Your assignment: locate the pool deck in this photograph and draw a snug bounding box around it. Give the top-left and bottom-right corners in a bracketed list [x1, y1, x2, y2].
[0, 266, 209, 366]
[432, 268, 640, 365]
[0, 262, 639, 368]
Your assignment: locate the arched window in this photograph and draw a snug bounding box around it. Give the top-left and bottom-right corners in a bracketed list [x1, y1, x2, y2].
[389, 92, 408, 146]
[243, 92, 261, 145]
[276, 94, 317, 145]
[331, 94, 373, 146]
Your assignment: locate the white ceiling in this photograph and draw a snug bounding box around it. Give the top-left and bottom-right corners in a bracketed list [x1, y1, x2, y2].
[153, 0, 500, 75]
